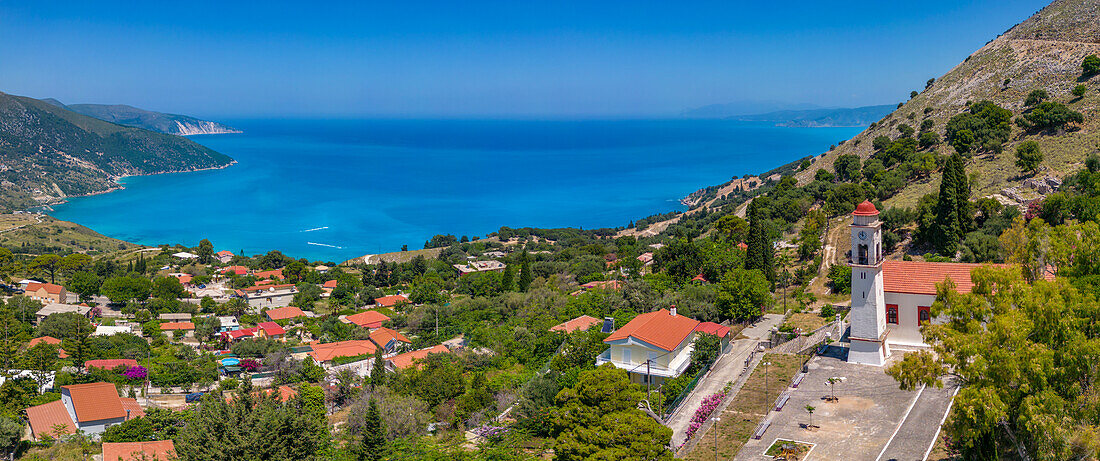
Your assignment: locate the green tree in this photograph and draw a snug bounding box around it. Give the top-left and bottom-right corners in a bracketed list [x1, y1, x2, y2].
[370, 349, 386, 389]
[197, 239, 215, 264]
[1024, 89, 1049, 106]
[1073, 84, 1088, 98]
[29, 254, 62, 284]
[716, 268, 771, 320]
[713, 215, 749, 243]
[1015, 140, 1043, 173]
[102, 276, 153, 304]
[500, 264, 515, 292]
[833, 154, 861, 182]
[152, 276, 187, 301]
[518, 250, 533, 292]
[409, 273, 446, 305]
[551, 365, 672, 461]
[66, 271, 101, 302]
[1082, 54, 1100, 77]
[358, 399, 387, 461]
[744, 200, 775, 286]
[0, 417, 21, 459]
[1022, 101, 1084, 132]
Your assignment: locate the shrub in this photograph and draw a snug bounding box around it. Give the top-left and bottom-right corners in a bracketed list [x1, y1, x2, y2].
[1083, 54, 1100, 77]
[1073, 84, 1088, 98]
[1015, 141, 1043, 173]
[1024, 89, 1049, 107]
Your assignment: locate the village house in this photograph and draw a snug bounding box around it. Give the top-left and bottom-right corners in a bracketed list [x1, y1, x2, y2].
[223, 265, 249, 276]
[34, 303, 94, 324]
[160, 322, 196, 337]
[307, 340, 378, 365]
[453, 260, 506, 275]
[86, 359, 139, 371]
[236, 283, 297, 308]
[265, 305, 306, 322]
[102, 440, 177, 461]
[343, 310, 392, 329]
[549, 315, 603, 334]
[94, 325, 135, 336]
[253, 269, 285, 280]
[28, 336, 69, 358]
[596, 308, 700, 386]
[321, 279, 338, 297]
[216, 250, 235, 264]
[374, 294, 409, 308]
[219, 321, 286, 342]
[172, 251, 198, 260]
[25, 382, 144, 439]
[386, 345, 450, 371]
[159, 313, 192, 322]
[25, 282, 67, 304]
[369, 327, 412, 354]
[217, 316, 241, 332]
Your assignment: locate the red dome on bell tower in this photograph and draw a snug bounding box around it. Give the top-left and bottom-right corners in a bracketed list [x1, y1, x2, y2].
[852, 200, 879, 216]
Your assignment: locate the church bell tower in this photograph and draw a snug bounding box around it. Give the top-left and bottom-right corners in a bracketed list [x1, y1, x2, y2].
[847, 200, 889, 366]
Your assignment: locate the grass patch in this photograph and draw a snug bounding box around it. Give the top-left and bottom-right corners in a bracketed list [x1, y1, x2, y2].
[682, 353, 805, 461]
[784, 312, 830, 333]
[764, 439, 814, 459]
[0, 214, 137, 255]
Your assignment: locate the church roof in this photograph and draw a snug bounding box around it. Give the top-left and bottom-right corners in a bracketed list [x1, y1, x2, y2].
[882, 260, 1006, 295]
[852, 200, 879, 216]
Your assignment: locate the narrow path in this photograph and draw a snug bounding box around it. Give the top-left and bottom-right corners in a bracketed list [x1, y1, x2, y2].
[877, 382, 958, 461]
[666, 314, 784, 447]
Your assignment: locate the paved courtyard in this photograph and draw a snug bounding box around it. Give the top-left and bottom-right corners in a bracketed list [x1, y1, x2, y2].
[734, 348, 956, 461]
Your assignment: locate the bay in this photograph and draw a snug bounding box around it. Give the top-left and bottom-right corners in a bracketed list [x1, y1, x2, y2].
[50, 119, 862, 262]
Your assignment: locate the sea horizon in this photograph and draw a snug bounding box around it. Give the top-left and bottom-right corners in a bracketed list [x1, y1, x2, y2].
[49, 118, 862, 262]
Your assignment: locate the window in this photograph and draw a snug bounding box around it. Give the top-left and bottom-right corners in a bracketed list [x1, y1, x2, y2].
[886, 305, 898, 324]
[918, 306, 931, 325]
[622, 348, 631, 364]
[857, 244, 868, 265]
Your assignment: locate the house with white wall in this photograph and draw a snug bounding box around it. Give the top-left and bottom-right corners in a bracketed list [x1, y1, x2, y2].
[596, 308, 700, 386]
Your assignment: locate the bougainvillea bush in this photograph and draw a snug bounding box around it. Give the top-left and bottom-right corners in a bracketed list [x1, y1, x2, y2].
[683, 391, 726, 442]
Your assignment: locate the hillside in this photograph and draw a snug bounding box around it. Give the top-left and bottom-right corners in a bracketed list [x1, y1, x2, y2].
[0, 91, 235, 211]
[791, 0, 1100, 210]
[43, 99, 241, 136]
[727, 104, 896, 127]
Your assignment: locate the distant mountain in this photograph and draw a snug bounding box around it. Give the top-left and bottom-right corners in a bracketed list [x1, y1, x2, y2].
[680, 101, 822, 118]
[42, 99, 241, 136]
[727, 105, 897, 127]
[0, 91, 234, 211]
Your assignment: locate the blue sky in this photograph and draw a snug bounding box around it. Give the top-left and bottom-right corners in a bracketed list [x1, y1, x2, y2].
[0, 0, 1048, 118]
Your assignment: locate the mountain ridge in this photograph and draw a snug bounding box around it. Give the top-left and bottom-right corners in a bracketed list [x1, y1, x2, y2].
[43, 99, 241, 136]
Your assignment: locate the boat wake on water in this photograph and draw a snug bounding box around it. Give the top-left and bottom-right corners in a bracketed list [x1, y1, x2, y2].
[301, 226, 329, 232]
[307, 242, 343, 249]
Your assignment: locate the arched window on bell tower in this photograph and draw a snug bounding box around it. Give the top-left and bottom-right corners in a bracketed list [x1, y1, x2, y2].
[857, 244, 868, 265]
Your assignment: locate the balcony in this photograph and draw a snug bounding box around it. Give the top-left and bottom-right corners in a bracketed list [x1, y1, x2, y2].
[595, 347, 693, 379]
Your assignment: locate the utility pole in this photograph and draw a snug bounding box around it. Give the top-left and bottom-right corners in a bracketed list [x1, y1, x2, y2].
[712, 416, 721, 461]
[646, 359, 651, 402]
[762, 361, 771, 407]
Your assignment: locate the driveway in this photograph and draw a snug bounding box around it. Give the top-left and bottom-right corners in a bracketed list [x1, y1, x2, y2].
[666, 313, 785, 446]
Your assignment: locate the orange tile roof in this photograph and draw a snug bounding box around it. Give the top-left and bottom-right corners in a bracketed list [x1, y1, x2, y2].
[604, 309, 700, 351]
[28, 336, 68, 358]
[120, 398, 146, 419]
[102, 440, 176, 461]
[388, 345, 450, 370]
[322, 280, 338, 288]
[266, 306, 306, 320]
[257, 321, 286, 336]
[882, 261, 1010, 295]
[85, 359, 139, 371]
[26, 282, 64, 294]
[216, 250, 234, 257]
[26, 400, 75, 439]
[369, 327, 411, 348]
[550, 315, 602, 333]
[253, 269, 285, 280]
[580, 280, 622, 290]
[159, 322, 195, 330]
[63, 382, 126, 422]
[345, 310, 391, 328]
[275, 385, 297, 402]
[695, 322, 731, 338]
[375, 294, 409, 307]
[223, 265, 249, 275]
[308, 340, 377, 362]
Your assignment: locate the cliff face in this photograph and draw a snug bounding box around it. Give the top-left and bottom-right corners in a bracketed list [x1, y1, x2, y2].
[49, 101, 241, 136]
[0, 92, 234, 211]
[173, 120, 242, 136]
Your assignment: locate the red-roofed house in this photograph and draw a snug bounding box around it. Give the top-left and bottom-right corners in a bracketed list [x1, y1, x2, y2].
[216, 250, 235, 264]
[596, 308, 700, 385]
[25, 282, 67, 304]
[369, 327, 412, 353]
[223, 265, 249, 276]
[322, 280, 338, 289]
[308, 340, 378, 364]
[266, 306, 306, 321]
[694, 322, 732, 349]
[25, 382, 140, 439]
[85, 359, 139, 371]
[254, 269, 285, 280]
[256, 322, 287, 340]
[102, 440, 176, 461]
[550, 315, 602, 334]
[238, 283, 297, 308]
[344, 310, 391, 329]
[160, 322, 195, 332]
[374, 294, 409, 308]
[28, 336, 69, 358]
[387, 345, 450, 370]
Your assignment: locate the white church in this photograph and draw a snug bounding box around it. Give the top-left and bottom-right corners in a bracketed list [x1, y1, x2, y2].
[846, 200, 999, 366]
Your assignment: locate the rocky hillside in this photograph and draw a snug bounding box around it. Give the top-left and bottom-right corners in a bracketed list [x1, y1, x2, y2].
[0, 92, 234, 211]
[43, 99, 241, 136]
[793, 0, 1100, 210]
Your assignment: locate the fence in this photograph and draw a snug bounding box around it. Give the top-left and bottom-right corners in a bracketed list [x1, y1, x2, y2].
[662, 359, 713, 418]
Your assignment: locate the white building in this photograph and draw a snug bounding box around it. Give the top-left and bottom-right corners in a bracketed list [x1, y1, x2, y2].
[596, 308, 700, 386]
[25, 382, 144, 440]
[847, 201, 1019, 365]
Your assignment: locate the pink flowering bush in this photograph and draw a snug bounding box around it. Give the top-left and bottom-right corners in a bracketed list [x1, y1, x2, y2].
[683, 391, 726, 442]
[472, 424, 509, 441]
[123, 365, 147, 381]
[240, 359, 261, 372]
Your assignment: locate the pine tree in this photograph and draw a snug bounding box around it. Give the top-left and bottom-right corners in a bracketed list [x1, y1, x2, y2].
[501, 264, 515, 292]
[933, 155, 962, 256]
[518, 250, 533, 292]
[370, 349, 386, 389]
[358, 399, 387, 461]
[745, 200, 775, 287]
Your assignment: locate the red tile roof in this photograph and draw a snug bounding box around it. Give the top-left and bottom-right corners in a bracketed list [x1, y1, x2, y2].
[375, 294, 409, 307]
[604, 309, 700, 351]
[266, 306, 306, 320]
[308, 340, 377, 362]
[28, 336, 68, 358]
[550, 315, 602, 333]
[240, 283, 295, 293]
[345, 310, 392, 328]
[322, 280, 338, 288]
[388, 345, 450, 370]
[257, 322, 286, 336]
[26, 400, 75, 439]
[223, 265, 249, 275]
[216, 250, 234, 257]
[159, 322, 195, 330]
[221, 329, 255, 340]
[580, 280, 622, 290]
[102, 440, 176, 461]
[177, 274, 193, 285]
[369, 327, 411, 348]
[691, 274, 709, 283]
[852, 200, 879, 216]
[882, 261, 1009, 296]
[120, 398, 146, 419]
[85, 359, 139, 371]
[737, 242, 748, 250]
[253, 269, 285, 280]
[695, 322, 731, 338]
[63, 382, 126, 422]
[26, 282, 64, 294]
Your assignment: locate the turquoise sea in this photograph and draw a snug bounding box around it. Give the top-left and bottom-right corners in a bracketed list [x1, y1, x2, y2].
[50, 119, 862, 262]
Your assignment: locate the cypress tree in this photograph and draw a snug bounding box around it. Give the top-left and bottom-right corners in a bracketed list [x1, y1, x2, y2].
[370, 349, 386, 389]
[501, 264, 515, 291]
[952, 154, 973, 234]
[518, 250, 533, 292]
[745, 200, 776, 287]
[933, 155, 962, 256]
[358, 399, 387, 461]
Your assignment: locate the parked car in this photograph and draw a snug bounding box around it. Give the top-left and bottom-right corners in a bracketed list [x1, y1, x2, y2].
[185, 392, 205, 403]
